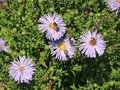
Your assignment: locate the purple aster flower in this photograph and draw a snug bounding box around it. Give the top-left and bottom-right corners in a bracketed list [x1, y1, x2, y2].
[107, 0, 120, 11]
[0, 38, 9, 52]
[79, 30, 106, 58]
[49, 38, 76, 61]
[38, 13, 66, 41]
[9, 56, 36, 83]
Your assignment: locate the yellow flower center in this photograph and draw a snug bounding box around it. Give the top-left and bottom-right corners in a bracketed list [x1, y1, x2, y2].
[117, 0, 120, 3]
[59, 43, 66, 50]
[49, 22, 58, 30]
[89, 37, 96, 46]
[19, 66, 25, 72]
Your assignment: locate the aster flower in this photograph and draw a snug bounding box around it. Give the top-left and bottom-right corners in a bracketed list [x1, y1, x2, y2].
[0, 38, 9, 52]
[38, 13, 66, 41]
[106, 0, 120, 11]
[49, 38, 76, 61]
[79, 30, 106, 58]
[9, 56, 36, 83]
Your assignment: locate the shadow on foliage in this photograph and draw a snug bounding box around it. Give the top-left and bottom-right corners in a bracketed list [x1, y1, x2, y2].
[55, 53, 113, 89]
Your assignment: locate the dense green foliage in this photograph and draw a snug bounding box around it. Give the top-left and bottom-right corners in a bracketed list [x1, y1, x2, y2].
[0, 0, 120, 89]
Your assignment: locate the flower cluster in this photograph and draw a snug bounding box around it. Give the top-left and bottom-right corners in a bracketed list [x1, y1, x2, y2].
[1, 0, 116, 84]
[38, 13, 76, 61]
[0, 38, 36, 83]
[0, 13, 107, 84]
[38, 13, 106, 59]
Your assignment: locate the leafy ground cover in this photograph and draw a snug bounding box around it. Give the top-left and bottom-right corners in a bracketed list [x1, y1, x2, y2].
[0, 0, 120, 90]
